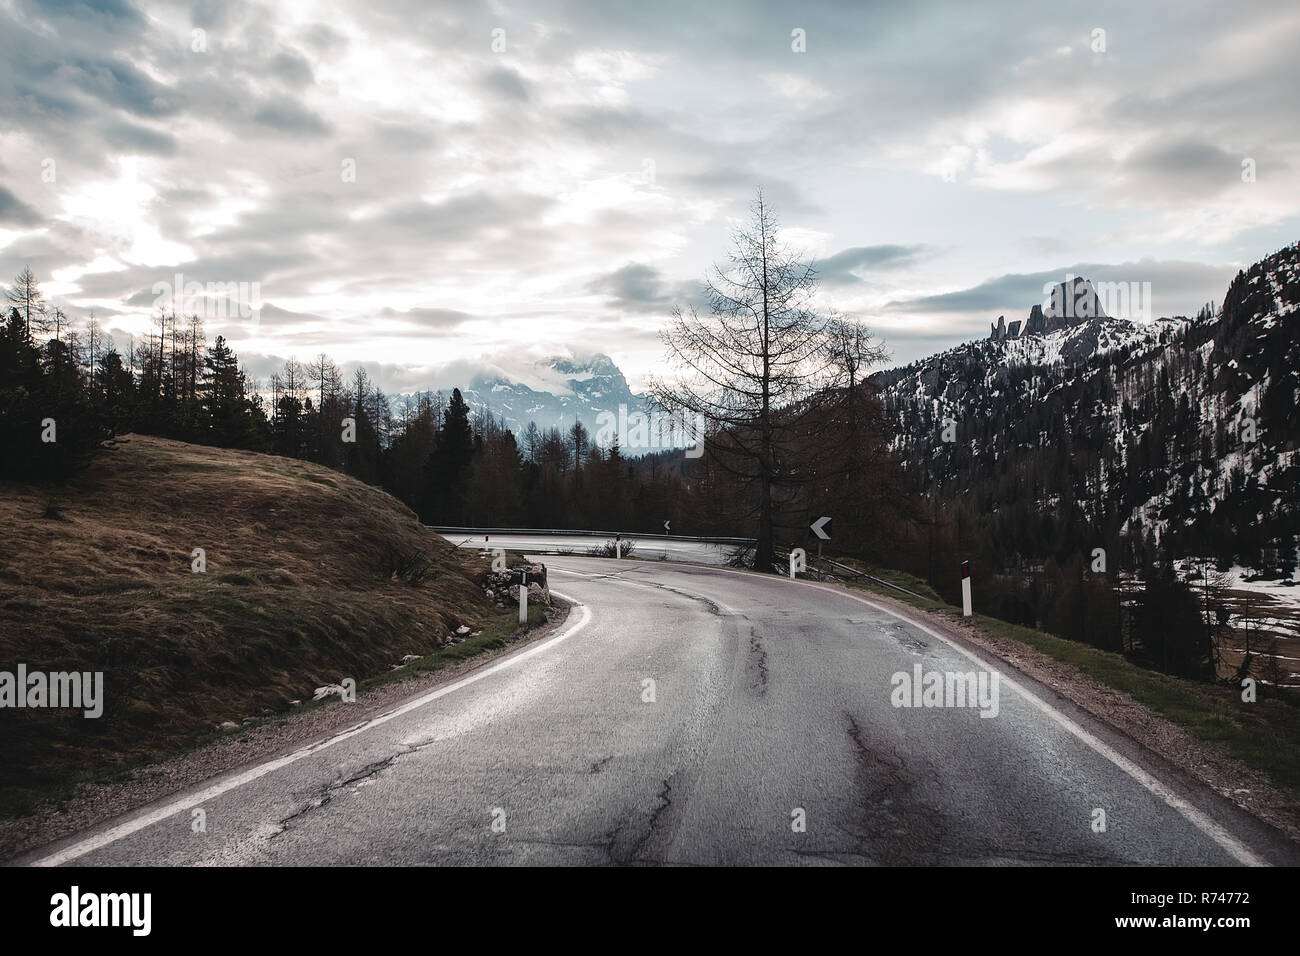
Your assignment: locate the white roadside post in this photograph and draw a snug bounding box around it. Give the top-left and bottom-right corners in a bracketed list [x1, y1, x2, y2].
[789, 547, 807, 579]
[961, 560, 972, 617]
[616, 534, 622, 560]
[519, 569, 528, 623]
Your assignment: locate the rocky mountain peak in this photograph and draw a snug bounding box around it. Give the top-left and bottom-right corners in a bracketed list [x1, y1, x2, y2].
[992, 277, 1111, 341]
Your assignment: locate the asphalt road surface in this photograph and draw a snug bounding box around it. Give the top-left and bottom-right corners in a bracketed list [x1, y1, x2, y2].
[26, 556, 1296, 866]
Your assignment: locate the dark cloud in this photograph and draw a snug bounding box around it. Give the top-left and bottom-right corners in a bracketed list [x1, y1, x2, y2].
[250, 100, 333, 136]
[61, 56, 178, 117]
[22, 0, 143, 26]
[268, 49, 316, 88]
[0, 0, 1294, 395]
[887, 259, 1240, 321]
[817, 244, 929, 285]
[587, 263, 702, 314]
[376, 306, 476, 329]
[480, 66, 530, 102]
[373, 190, 554, 237]
[662, 158, 826, 216]
[255, 303, 326, 328]
[102, 121, 178, 156]
[371, 119, 438, 151]
[1111, 138, 1251, 201]
[0, 185, 40, 226]
[298, 21, 348, 55]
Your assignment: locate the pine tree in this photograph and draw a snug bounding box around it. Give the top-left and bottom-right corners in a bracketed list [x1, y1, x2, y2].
[424, 388, 475, 523]
[5, 266, 44, 344]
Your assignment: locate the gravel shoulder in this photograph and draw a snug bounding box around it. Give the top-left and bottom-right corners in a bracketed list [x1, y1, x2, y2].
[848, 581, 1300, 850]
[0, 599, 575, 863]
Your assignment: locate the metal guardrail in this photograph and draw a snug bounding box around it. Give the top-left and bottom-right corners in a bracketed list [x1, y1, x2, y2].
[815, 556, 932, 600]
[434, 527, 932, 599]
[429, 526, 756, 546]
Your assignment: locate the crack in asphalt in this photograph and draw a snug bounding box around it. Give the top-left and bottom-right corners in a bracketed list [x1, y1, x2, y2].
[842, 711, 950, 863]
[839, 712, 1116, 865]
[748, 628, 769, 692]
[845, 713, 909, 799]
[579, 566, 726, 617]
[270, 748, 417, 840]
[512, 836, 619, 857]
[625, 776, 675, 865]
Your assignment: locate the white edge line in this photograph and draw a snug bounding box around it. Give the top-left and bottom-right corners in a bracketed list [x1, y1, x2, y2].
[30, 595, 592, 867]
[570, 557, 1269, 868]
[786, 573, 1268, 867]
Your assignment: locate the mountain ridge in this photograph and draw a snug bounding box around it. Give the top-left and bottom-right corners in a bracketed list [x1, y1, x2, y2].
[870, 241, 1300, 575]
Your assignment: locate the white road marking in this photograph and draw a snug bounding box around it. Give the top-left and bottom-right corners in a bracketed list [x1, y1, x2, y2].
[32, 550, 1270, 868]
[663, 562, 1270, 868]
[29, 596, 592, 867]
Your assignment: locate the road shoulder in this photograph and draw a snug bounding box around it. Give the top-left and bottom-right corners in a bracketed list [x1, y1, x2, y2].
[835, 579, 1300, 859]
[2, 600, 575, 863]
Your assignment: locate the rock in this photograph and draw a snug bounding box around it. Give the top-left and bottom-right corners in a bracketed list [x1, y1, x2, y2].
[313, 684, 346, 701]
[218, 721, 239, 731]
[289, 700, 302, 707]
[484, 563, 549, 591]
[241, 717, 256, 725]
[1024, 303, 1047, 335]
[400, 654, 421, 665]
[456, 625, 471, 635]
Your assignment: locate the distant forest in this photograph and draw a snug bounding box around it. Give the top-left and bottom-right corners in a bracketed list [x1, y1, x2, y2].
[0, 265, 1278, 688]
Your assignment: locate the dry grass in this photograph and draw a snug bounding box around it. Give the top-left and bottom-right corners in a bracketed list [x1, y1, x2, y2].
[0, 435, 494, 814]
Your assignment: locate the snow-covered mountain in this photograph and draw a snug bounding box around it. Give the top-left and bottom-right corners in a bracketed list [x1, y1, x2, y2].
[434, 353, 651, 436]
[870, 244, 1300, 572]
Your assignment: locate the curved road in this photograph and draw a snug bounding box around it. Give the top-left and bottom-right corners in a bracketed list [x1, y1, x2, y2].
[26, 556, 1296, 866]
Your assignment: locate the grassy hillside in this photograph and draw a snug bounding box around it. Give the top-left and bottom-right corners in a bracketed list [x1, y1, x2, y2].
[0, 435, 500, 812]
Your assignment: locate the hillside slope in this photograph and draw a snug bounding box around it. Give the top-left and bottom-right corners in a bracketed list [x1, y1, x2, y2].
[871, 242, 1300, 573]
[0, 435, 498, 809]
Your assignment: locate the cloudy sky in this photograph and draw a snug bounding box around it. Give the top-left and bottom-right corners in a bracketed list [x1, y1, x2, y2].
[1, 0, 1297, 393]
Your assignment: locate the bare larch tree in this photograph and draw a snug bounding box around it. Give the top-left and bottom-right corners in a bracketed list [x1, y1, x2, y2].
[651, 189, 838, 572]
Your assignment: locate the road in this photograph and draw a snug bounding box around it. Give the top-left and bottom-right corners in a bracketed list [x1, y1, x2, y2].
[440, 531, 734, 565]
[25, 556, 1295, 866]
